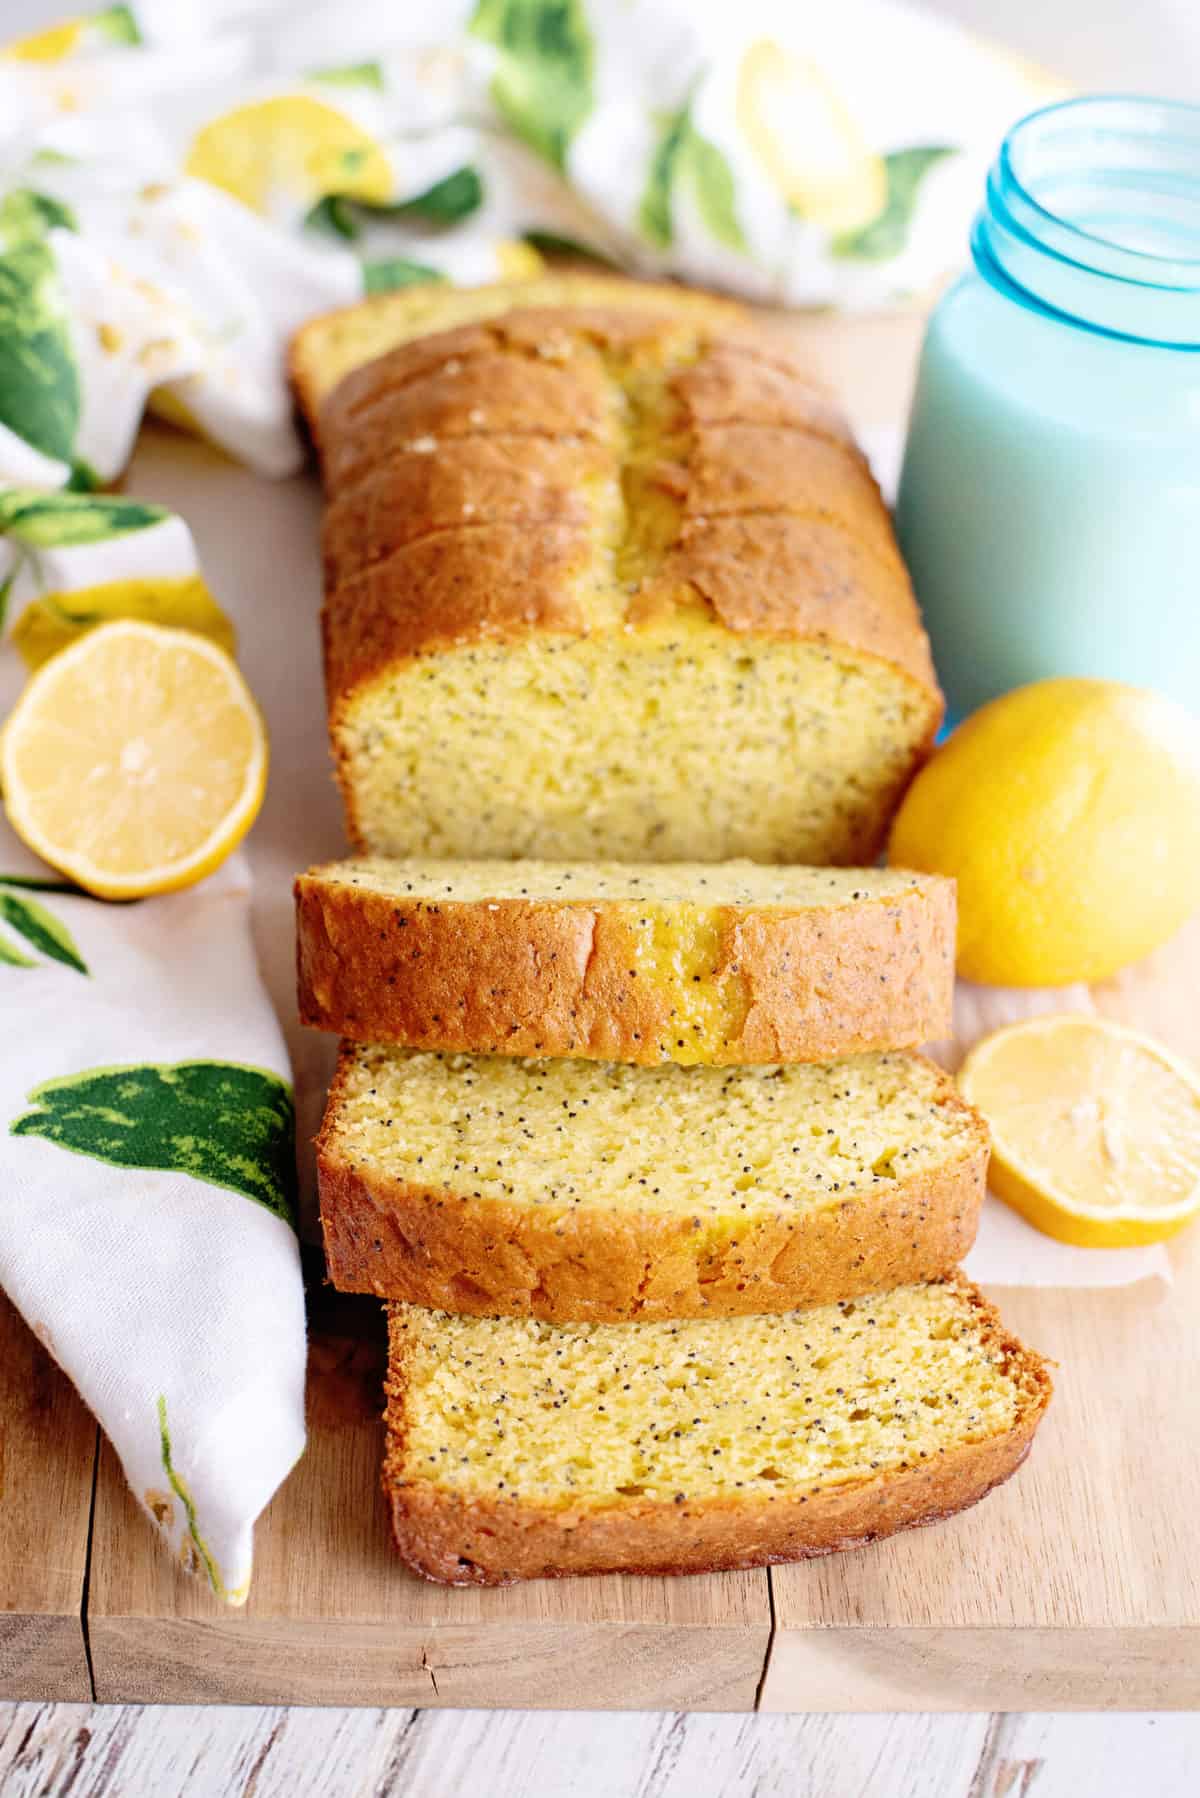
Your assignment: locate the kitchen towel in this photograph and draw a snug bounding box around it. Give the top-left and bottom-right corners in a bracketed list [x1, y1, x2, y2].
[0, 821, 307, 1603]
[0, 486, 306, 1602]
[0, 0, 1060, 483]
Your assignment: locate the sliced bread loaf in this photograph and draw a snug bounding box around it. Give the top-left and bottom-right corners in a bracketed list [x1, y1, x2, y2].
[296, 858, 956, 1065]
[293, 276, 943, 866]
[383, 1276, 1051, 1584]
[317, 1045, 988, 1320]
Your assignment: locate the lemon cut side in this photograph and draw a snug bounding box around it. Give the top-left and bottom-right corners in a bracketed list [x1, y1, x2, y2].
[1, 620, 267, 899]
[959, 1015, 1200, 1248]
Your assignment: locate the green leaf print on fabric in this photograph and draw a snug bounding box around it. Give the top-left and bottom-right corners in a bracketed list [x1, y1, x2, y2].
[307, 168, 483, 244]
[11, 1061, 297, 1223]
[833, 145, 956, 261]
[0, 887, 88, 974]
[95, 4, 142, 46]
[0, 872, 86, 893]
[309, 60, 386, 90]
[639, 102, 692, 250]
[0, 235, 80, 466]
[363, 257, 445, 294]
[523, 229, 618, 267]
[639, 95, 747, 254]
[305, 194, 361, 240]
[0, 564, 16, 632]
[389, 166, 484, 226]
[157, 1395, 224, 1597]
[0, 935, 35, 968]
[67, 457, 103, 492]
[1, 190, 77, 238]
[684, 131, 747, 253]
[470, 0, 594, 172]
[0, 488, 168, 548]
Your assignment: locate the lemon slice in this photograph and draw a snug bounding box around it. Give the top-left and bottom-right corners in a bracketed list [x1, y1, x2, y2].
[959, 1016, 1200, 1247]
[185, 95, 392, 217]
[736, 39, 886, 235]
[1, 620, 266, 899]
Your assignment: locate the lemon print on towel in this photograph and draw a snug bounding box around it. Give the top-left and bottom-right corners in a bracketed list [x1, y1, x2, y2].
[11, 1060, 296, 1223]
[5, 5, 139, 63]
[185, 94, 393, 220]
[0, 489, 236, 665]
[736, 39, 885, 235]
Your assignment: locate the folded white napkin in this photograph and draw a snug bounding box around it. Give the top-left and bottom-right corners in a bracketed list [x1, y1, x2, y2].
[0, 818, 306, 1602]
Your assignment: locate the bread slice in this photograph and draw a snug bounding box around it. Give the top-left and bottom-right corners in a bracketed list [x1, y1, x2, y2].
[296, 857, 956, 1065]
[382, 1276, 1052, 1584]
[317, 1044, 988, 1320]
[293, 277, 943, 867]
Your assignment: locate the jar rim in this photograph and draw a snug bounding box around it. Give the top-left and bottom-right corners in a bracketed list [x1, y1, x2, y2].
[998, 95, 1200, 280]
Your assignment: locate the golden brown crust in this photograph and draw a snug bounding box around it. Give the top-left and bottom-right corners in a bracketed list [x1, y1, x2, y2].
[322, 522, 593, 697]
[652, 513, 938, 695]
[668, 348, 855, 443]
[648, 425, 904, 569]
[307, 290, 941, 726]
[322, 351, 616, 492]
[289, 275, 747, 420]
[380, 1285, 1053, 1584]
[295, 870, 957, 1064]
[321, 435, 608, 590]
[315, 1049, 988, 1321]
[321, 1152, 986, 1322]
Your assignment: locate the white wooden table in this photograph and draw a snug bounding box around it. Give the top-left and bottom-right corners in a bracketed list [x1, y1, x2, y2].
[0, 1708, 1197, 1797]
[4, 2, 1199, 1791]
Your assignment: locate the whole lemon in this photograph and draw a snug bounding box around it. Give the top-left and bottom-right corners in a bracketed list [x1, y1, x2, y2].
[888, 678, 1200, 986]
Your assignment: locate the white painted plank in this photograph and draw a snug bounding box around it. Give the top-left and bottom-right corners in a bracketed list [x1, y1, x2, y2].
[4, 1697, 1200, 1795]
[981, 1713, 1200, 1798]
[0, 1705, 987, 1798]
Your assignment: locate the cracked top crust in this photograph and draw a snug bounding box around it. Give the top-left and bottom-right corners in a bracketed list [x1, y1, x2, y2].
[310, 301, 938, 713]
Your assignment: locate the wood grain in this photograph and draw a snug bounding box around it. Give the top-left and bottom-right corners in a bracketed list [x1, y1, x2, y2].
[763, 916, 1200, 1711]
[0, 1294, 96, 1703]
[86, 1284, 769, 1709]
[11, 313, 1200, 1715]
[84, 912, 1200, 1710]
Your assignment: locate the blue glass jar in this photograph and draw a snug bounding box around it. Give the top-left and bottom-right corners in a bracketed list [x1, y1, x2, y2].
[897, 97, 1200, 719]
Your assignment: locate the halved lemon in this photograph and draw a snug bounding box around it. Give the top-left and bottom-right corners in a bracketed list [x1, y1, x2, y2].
[185, 95, 392, 217]
[959, 1015, 1200, 1248]
[735, 39, 886, 235]
[1, 620, 266, 899]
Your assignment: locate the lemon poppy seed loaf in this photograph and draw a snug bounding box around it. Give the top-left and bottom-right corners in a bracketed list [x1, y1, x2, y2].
[292, 276, 943, 864]
[316, 1044, 987, 1321]
[296, 857, 956, 1064]
[383, 1277, 1052, 1584]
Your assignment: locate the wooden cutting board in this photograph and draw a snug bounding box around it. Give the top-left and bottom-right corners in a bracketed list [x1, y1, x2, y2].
[3, 308, 1198, 1711]
[4, 915, 1198, 1711]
